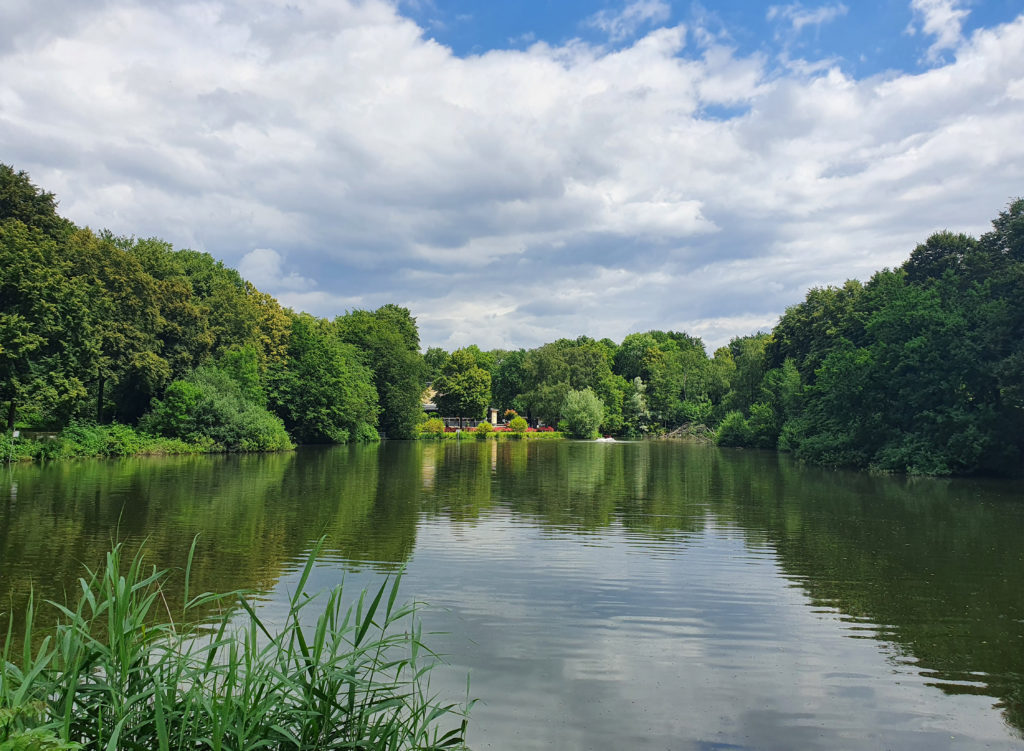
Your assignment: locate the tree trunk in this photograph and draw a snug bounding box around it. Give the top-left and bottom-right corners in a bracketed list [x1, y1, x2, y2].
[5, 400, 14, 432]
[96, 371, 105, 424]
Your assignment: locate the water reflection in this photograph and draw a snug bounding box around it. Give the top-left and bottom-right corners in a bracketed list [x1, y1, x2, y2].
[1, 441, 1022, 747]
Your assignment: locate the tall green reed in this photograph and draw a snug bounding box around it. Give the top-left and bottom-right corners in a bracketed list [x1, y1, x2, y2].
[0, 540, 471, 750]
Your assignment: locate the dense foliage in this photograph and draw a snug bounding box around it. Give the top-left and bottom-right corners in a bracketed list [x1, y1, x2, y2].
[3, 165, 1020, 473]
[0, 165, 427, 452]
[424, 200, 1022, 475]
[561, 388, 605, 439]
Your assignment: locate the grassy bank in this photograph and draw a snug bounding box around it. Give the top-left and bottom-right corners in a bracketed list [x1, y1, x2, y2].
[1, 423, 292, 463]
[0, 540, 471, 750]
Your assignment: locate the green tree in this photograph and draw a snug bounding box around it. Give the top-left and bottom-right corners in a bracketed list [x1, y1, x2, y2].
[433, 348, 491, 424]
[337, 305, 426, 439]
[614, 332, 661, 382]
[268, 314, 379, 443]
[490, 349, 528, 413]
[0, 220, 91, 429]
[0, 163, 74, 241]
[561, 388, 604, 438]
[621, 376, 651, 436]
[116, 235, 214, 381]
[423, 347, 449, 382]
[520, 337, 621, 429]
[67, 228, 168, 424]
[902, 231, 977, 285]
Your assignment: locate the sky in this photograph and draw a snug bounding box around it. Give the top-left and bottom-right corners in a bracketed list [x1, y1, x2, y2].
[2, 0, 1023, 352]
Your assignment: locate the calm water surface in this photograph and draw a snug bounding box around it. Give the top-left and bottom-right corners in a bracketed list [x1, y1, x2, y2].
[2, 441, 1023, 750]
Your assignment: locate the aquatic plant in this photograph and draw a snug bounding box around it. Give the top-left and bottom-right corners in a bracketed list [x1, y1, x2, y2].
[0, 540, 471, 750]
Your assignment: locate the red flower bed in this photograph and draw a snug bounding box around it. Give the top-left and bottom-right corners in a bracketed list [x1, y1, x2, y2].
[438, 424, 554, 433]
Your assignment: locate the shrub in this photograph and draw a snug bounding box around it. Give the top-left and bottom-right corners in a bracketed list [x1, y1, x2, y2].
[474, 421, 494, 439]
[141, 366, 293, 452]
[716, 410, 753, 447]
[47, 423, 147, 458]
[509, 416, 528, 434]
[0, 432, 35, 463]
[503, 409, 518, 423]
[420, 417, 446, 437]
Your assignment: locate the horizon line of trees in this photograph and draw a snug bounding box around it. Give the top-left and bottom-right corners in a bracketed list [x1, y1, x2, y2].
[3, 164, 1021, 474]
[424, 199, 1023, 475]
[1, 164, 426, 450]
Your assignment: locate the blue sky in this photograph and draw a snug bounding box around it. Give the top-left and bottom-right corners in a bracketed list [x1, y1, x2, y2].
[406, 0, 1021, 73]
[1, 0, 1023, 351]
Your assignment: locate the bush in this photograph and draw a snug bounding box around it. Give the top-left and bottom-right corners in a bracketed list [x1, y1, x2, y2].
[0, 541, 472, 750]
[474, 421, 494, 439]
[420, 417, 446, 438]
[0, 432, 35, 463]
[509, 416, 528, 434]
[141, 366, 293, 452]
[561, 388, 604, 439]
[715, 410, 753, 447]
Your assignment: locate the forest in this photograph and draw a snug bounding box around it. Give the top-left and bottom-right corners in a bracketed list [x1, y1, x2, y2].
[2, 164, 1022, 475]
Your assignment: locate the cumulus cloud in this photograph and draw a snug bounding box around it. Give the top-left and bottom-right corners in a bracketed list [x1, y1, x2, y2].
[1, 0, 1022, 351]
[585, 0, 672, 42]
[907, 0, 969, 61]
[238, 248, 316, 292]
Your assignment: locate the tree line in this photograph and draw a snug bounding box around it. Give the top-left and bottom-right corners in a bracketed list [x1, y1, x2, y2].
[424, 201, 1023, 475]
[2, 164, 1021, 474]
[1, 164, 425, 451]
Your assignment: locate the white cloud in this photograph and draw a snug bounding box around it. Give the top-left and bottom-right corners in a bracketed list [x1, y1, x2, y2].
[767, 3, 849, 34]
[585, 0, 672, 43]
[908, 0, 969, 61]
[0, 1, 1022, 352]
[238, 248, 316, 292]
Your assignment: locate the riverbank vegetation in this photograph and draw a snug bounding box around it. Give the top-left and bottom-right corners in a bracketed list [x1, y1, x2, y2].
[0, 540, 471, 750]
[2, 164, 1020, 474]
[1, 165, 424, 454]
[424, 201, 1023, 475]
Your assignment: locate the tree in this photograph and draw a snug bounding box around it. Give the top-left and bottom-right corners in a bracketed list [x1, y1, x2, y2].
[118, 236, 215, 382]
[67, 228, 168, 423]
[336, 305, 426, 439]
[490, 349, 528, 413]
[903, 231, 977, 285]
[423, 347, 449, 382]
[561, 388, 604, 439]
[519, 338, 620, 428]
[621, 377, 651, 436]
[716, 411, 752, 447]
[433, 348, 491, 424]
[0, 220, 91, 429]
[267, 313, 379, 443]
[0, 163, 74, 241]
[614, 333, 661, 382]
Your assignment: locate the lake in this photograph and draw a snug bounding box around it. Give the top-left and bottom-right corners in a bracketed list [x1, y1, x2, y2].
[1, 440, 1022, 750]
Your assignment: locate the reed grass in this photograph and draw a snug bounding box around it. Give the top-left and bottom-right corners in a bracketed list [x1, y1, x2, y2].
[0, 540, 471, 750]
